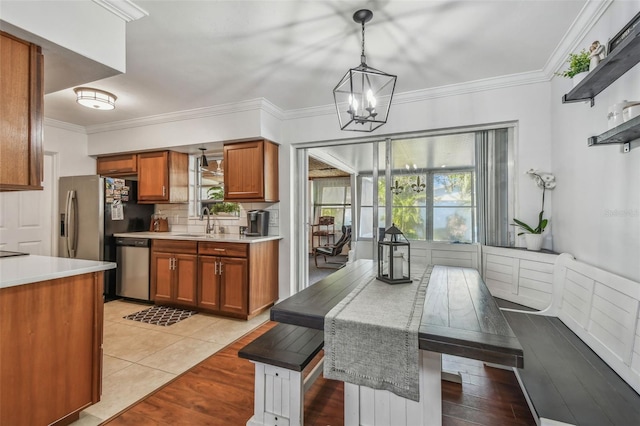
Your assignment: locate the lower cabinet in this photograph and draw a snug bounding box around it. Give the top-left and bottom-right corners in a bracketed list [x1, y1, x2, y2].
[1, 272, 103, 425]
[151, 240, 198, 307]
[151, 238, 278, 319]
[199, 255, 248, 315]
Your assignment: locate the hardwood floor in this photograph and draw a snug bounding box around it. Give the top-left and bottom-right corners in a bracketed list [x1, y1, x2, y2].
[104, 321, 535, 426]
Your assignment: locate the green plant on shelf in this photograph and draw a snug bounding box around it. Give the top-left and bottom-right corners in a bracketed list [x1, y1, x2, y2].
[556, 49, 590, 78]
[206, 186, 240, 215]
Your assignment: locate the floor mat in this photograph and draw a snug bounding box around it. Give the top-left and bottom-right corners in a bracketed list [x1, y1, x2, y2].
[124, 305, 197, 326]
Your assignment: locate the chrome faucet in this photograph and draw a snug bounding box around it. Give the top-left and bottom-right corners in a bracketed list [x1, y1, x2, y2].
[201, 207, 215, 234]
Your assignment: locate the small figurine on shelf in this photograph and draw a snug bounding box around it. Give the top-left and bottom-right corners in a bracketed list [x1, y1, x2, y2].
[589, 40, 606, 71]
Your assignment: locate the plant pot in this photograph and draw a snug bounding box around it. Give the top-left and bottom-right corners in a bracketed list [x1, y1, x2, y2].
[572, 71, 589, 87]
[524, 234, 544, 251]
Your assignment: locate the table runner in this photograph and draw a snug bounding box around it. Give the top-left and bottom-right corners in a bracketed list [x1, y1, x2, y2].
[324, 265, 432, 401]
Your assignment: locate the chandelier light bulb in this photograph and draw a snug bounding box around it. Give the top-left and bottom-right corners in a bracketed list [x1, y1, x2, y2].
[366, 89, 376, 108]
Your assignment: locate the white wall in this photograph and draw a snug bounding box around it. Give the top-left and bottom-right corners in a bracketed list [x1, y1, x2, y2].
[2, 0, 126, 72]
[550, 1, 640, 282]
[44, 122, 95, 176]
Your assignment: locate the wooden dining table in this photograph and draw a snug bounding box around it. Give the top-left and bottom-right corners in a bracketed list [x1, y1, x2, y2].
[270, 259, 523, 426]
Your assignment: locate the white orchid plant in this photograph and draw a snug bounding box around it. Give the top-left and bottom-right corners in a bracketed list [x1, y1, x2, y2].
[512, 169, 556, 235]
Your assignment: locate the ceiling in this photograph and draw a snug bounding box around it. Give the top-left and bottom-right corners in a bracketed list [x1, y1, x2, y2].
[37, 0, 589, 129]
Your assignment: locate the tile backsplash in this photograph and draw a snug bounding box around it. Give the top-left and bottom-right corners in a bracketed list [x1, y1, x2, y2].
[154, 203, 280, 236]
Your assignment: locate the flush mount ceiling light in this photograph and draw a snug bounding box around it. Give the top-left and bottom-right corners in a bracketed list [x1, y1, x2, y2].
[333, 9, 397, 132]
[73, 87, 117, 110]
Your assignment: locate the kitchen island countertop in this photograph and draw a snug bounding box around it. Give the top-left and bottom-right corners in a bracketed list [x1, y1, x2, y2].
[0, 255, 116, 289]
[114, 231, 282, 243]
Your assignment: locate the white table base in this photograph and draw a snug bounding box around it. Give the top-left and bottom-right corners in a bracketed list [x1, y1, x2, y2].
[344, 351, 442, 426]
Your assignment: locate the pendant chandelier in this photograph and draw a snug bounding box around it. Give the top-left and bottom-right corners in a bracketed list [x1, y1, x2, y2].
[333, 9, 397, 132]
[199, 147, 209, 169]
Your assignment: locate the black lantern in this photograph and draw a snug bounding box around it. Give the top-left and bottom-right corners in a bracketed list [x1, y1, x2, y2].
[377, 224, 411, 284]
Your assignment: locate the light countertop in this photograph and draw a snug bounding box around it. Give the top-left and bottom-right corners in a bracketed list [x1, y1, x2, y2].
[0, 255, 116, 289]
[114, 231, 282, 243]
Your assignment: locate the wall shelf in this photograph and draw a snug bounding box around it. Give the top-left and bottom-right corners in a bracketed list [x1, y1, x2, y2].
[562, 22, 640, 106]
[588, 114, 640, 150]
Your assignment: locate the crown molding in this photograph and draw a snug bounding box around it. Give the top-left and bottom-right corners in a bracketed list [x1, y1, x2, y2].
[543, 0, 613, 78]
[259, 98, 286, 121]
[92, 0, 149, 22]
[44, 118, 87, 134]
[283, 70, 550, 120]
[84, 98, 269, 134]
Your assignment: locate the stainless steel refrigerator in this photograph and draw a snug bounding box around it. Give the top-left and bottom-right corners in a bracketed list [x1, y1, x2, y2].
[58, 175, 154, 298]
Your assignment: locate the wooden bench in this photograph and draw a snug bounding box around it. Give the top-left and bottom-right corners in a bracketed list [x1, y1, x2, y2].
[238, 323, 324, 426]
[500, 253, 640, 425]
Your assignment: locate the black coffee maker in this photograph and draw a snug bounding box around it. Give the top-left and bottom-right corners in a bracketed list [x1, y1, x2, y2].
[246, 210, 269, 236]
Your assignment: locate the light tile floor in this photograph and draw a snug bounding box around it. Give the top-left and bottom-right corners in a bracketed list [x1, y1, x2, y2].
[72, 299, 270, 425]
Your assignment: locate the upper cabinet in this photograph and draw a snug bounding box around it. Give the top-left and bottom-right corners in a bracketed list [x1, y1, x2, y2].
[223, 140, 279, 202]
[0, 32, 44, 191]
[96, 153, 138, 176]
[138, 151, 188, 203]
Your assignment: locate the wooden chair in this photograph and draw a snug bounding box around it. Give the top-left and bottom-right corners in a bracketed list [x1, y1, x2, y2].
[314, 225, 351, 268]
[311, 216, 335, 249]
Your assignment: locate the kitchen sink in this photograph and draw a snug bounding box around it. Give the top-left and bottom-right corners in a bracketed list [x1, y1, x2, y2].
[173, 233, 207, 237]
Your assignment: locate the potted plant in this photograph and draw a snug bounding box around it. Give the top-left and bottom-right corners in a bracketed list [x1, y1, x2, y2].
[206, 186, 240, 216]
[556, 49, 590, 86]
[512, 169, 556, 251]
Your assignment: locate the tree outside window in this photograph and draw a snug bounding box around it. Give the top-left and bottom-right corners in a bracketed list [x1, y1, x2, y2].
[360, 171, 475, 242]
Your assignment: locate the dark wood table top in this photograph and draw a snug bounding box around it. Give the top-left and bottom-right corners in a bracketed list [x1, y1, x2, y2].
[271, 259, 523, 368]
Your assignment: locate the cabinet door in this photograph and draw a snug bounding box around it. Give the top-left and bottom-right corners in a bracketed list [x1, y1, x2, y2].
[97, 154, 137, 176]
[152, 252, 173, 303]
[174, 254, 197, 307]
[224, 141, 264, 200]
[219, 257, 248, 315]
[138, 151, 169, 202]
[0, 33, 43, 191]
[198, 256, 220, 311]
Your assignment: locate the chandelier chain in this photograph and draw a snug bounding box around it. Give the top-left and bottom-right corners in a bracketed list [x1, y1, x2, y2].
[361, 20, 366, 62]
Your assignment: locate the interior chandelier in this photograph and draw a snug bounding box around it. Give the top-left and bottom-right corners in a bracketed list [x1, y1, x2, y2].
[73, 87, 117, 110]
[333, 9, 397, 132]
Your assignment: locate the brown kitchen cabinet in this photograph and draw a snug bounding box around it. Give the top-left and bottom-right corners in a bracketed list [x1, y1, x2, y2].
[1, 272, 103, 425]
[151, 240, 198, 307]
[138, 151, 188, 203]
[199, 254, 248, 315]
[96, 153, 137, 176]
[223, 140, 279, 202]
[199, 239, 278, 319]
[0, 32, 44, 191]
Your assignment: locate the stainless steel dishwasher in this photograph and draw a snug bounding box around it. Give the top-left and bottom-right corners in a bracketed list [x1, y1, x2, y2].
[116, 237, 151, 301]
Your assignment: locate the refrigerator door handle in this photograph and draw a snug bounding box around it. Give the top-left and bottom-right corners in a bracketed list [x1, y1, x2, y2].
[64, 190, 72, 257]
[66, 190, 78, 258]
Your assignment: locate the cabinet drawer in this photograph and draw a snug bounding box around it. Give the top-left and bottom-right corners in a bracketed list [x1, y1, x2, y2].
[97, 154, 137, 176]
[199, 242, 248, 258]
[152, 239, 198, 254]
